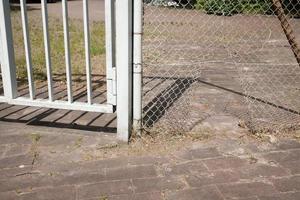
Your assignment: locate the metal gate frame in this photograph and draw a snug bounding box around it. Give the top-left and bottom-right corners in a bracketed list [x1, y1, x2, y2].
[0, 0, 138, 142]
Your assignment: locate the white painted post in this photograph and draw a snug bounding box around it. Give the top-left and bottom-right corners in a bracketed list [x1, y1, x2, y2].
[0, 0, 18, 99]
[133, 0, 143, 136]
[116, 0, 133, 141]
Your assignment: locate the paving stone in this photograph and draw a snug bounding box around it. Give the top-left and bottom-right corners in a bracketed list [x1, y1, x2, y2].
[1, 118, 300, 199]
[202, 156, 249, 170]
[4, 144, 31, 157]
[33, 160, 84, 174]
[109, 192, 163, 200]
[0, 191, 20, 200]
[263, 149, 300, 165]
[272, 175, 300, 192]
[0, 134, 32, 145]
[0, 121, 29, 136]
[166, 185, 223, 200]
[42, 158, 129, 175]
[132, 177, 185, 193]
[37, 133, 84, 147]
[0, 170, 101, 193]
[132, 192, 163, 200]
[77, 180, 133, 199]
[178, 147, 222, 160]
[1, 107, 31, 120]
[105, 165, 157, 180]
[19, 185, 76, 200]
[55, 171, 107, 186]
[243, 142, 280, 154]
[176, 150, 194, 160]
[35, 149, 84, 165]
[87, 194, 131, 200]
[0, 166, 33, 180]
[238, 164, 290, 179]
[79, 158, 129, 170]
[128, 156, 169, 166]
[281, 160, 300, 175]
[243, 143, 264, 154]
[0, 174, 57, 193]
[186, 170, 240, 187]
[276, 140, 300, 150]
[0, 154, 33, 169]
[227, 197, 258, 200]
[1, 170, 106, 192]
[163, 160, 208, 176]
[218, 181, 278, 199]
[258, 191, 300, 200]
[212, 138, 247, 156]
[84, 192, 163, 200]
[0, 145, 6, 158]
[35, 158, 122, 175]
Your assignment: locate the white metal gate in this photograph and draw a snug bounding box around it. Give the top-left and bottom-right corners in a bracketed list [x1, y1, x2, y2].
[0, 0, 134, 141]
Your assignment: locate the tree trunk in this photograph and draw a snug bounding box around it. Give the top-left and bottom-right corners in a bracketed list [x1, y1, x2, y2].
[271, 0, 300, 65]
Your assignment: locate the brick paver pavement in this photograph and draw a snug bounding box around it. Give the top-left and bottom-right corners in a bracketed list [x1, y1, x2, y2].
[0, 120, 300, 200]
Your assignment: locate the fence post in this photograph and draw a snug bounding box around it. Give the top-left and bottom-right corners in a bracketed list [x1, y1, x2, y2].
[133, 0, 143, 136]
[0, 0, 17, 99]
[105, 0, 117, 105]
[116, 0, 133, 141]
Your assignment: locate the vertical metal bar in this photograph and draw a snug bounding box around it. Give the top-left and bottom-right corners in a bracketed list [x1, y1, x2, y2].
[20, 0, 35, 99]
[83, 0, 92, 105]
[0, 0, 17, 99]
[41, 0, 54, 101]
[116, 0, 133, 142]
[133, 0, 143, 136]
[105, 0, 116, 105]
[62, 0, 73, 103]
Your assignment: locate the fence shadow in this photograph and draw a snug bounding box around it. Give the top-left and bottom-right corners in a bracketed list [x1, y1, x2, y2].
[142, 75, 300, 130]
[143, 76, 196, 128]
[0, 74, 116, 134]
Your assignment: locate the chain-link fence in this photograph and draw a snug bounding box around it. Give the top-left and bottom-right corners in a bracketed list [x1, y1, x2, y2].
[142, 0, 300, 134]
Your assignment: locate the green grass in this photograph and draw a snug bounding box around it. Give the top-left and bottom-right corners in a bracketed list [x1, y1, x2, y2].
[195, 0, 273, 16]
[30, 133, 41, 143]
[11, 10, 106, 81]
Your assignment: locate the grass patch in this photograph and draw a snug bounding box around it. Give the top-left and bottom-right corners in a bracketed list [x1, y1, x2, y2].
[74, 136, 83, 149]
[29, 133, 41, 166]
[30, 132, 41, 143]
[10, 10, 106, 81]
[195, 0, 273, 16]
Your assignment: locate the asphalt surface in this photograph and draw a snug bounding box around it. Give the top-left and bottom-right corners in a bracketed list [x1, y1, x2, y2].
[29, 0, 105, 21]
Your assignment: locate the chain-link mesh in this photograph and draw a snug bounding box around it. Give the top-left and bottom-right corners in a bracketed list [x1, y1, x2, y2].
[142, 0, 300, 134]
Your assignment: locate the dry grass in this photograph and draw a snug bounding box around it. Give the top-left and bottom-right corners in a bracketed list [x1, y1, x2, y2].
[10, 10, 106, 81]
[79, 126, 215, 160]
